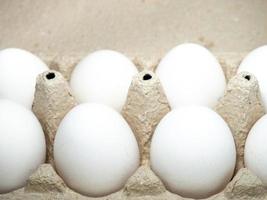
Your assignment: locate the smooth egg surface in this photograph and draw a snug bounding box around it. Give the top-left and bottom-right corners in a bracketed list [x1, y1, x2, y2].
[245, 114, 267, 186]
[70, 50, 138, 112]
[238, 45, 267, 110]
[0, 48, 48, 109]
[156, 43, 226, 109]
[0, 99, 46, 193]
[150, 106, 236, 199]
[54, 103, 140, 197]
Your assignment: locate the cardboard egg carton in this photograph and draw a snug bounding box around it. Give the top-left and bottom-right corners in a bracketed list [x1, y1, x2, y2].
[1, 52, 267, 200]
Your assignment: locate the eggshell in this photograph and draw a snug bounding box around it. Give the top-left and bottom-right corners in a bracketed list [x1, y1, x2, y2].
[54, 103, 140, 197]
[156, 43, 226, 109]
[150, 106, 236, 199]
[0, 99, 46, 194]
[245, 114, 267, 186]
[238, 45, 267, 110]
[0, 48, 49, 109]
[70, 50, 138, 111]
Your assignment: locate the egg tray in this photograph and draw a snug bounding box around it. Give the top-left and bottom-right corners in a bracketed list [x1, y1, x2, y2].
[1, 53, 267, 200]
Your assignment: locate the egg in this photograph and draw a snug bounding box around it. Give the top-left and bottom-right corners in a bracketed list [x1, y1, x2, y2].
[156, 43, 226, 109]
[70, 50, 138, 112]
[54, 103, 140, 197]
[0, 99, 46, 193]
[245, 114, 267, 186]
[150, 106, 236, 199]
[0, 48, 49, 109]
[238, 45, 267, 110]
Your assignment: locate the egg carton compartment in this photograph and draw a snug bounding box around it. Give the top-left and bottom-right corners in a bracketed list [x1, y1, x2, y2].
[1, 53, 267, 200]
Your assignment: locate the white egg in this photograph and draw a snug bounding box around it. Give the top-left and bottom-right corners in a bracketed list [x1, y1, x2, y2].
[0, 48, 49, 109]
[238, 45, 267, 110]
[245, 114, 267, 186]
[156, 43, 226, 109]
[54, 103, 140, 197]
[70, 50, 138, 112]
[0, 99, 46, 193]
[150, 106, 236, 199]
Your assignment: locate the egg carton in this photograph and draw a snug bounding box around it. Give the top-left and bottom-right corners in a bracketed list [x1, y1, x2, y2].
[1, 52, 267, 200]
